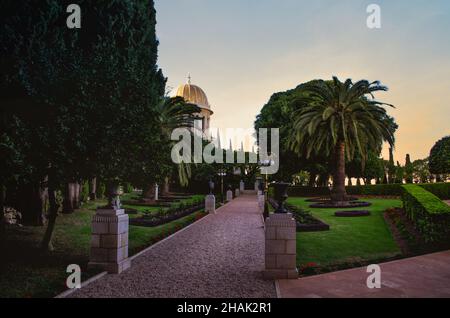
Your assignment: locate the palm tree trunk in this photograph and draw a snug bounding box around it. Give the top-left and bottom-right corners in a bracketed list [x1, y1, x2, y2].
[331, 141, 348, 202]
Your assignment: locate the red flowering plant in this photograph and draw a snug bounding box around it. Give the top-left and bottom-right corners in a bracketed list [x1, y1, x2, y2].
[298, 262, 318, 276]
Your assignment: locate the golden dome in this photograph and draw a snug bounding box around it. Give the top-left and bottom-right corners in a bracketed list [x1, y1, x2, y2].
[173, 77, 211, 110]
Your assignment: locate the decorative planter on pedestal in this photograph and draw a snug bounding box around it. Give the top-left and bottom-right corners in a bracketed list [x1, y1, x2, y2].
[205, 194, 216, 214]
[89, 186, 130, 274]
[226, 190, 233, 202]
[258, 194, 265, 213]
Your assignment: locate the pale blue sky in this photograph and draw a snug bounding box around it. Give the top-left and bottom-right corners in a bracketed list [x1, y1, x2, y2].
[155, 0, 450, 162]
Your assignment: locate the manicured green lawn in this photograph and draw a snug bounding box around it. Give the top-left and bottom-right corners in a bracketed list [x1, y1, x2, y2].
[1, 194, 206, 298]
[287, 197, 402, 268]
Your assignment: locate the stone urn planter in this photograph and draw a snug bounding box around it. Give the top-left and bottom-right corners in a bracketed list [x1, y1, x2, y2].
[273, 182, 290, 214]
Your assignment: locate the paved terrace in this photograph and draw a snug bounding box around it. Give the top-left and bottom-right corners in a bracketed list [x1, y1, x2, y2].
[71, 194, 276, 298]
[277, 250, 450, 298]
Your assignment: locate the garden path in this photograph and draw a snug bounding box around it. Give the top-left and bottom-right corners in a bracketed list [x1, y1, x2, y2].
[70, 194, 276, 298]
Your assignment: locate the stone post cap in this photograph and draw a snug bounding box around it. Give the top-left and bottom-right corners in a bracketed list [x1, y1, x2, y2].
[95, 209, 125, 216]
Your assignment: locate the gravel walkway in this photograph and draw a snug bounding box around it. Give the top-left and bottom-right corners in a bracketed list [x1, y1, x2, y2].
[71, 195, 276, 298]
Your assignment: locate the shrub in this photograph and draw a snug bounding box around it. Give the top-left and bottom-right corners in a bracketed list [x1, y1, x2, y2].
[122, 183, 134, 194]
[287, 186, 330, 197]
[346, 184, 403, 196]
[429, 136, 450, 174]
[288, 184, 403, 197]
[420, 183, 450, 200]
[401, 184, 450, 243]
[288, 183, 450, 198]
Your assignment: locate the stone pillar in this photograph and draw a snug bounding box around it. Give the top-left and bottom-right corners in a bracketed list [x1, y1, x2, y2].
[235, 189, 240, 197]
[263, 213, 298, 280]
[154, 184, 159, 201]
[226, 190, 233, 202]
[258, 194, 265, 212]
[254, 181, 259, 192]
[205, 194, 216, 214]
[240, 180, 245, 192]
[89, 208, 131, 274]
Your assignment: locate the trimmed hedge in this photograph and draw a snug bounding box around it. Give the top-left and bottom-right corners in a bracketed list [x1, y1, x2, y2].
[287, 183, 450, 198]
[346, 184, 403, 196]
[287, 186, 330, 197]
[401, 184, 450, 243]
[420, 183, 450, 200]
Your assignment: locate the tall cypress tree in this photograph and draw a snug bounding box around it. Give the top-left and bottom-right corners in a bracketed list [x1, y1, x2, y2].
[1, 0, 167, 249]
[405, 154, 414, 183]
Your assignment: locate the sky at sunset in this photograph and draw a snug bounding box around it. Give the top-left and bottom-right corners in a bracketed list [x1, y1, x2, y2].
[155, 0, 450, 164]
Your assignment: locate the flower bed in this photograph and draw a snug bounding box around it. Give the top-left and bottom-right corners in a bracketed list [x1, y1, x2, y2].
[306, 197, 358, 203]
[309, 201, 372, 209]
[130, 201, 205, 227]
[268, 198, 330, 232]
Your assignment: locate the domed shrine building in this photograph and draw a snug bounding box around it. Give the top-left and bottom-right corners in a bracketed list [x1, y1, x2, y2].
[173, 75, 214, 132]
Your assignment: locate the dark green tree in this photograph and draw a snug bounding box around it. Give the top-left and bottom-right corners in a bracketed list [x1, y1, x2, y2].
[1, 0, 167, 250]
[412, 158, 430, 183]
[404, 154, 414, 183]
[429, 136, 450, 175]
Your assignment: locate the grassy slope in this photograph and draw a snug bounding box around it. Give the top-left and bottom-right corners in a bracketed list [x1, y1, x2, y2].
[0, 194, 205, 298]
[287, 197, 402, 267]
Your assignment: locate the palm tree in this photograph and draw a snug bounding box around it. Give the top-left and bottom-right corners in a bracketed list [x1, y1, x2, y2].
[289, 77, 395, 203]
[143, 96, 200, 199]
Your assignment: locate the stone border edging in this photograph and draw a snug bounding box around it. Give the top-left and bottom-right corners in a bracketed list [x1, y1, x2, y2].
[274, 280, 282, 298]
[55, 201, 231, 299]
[54, 271, 108, 298]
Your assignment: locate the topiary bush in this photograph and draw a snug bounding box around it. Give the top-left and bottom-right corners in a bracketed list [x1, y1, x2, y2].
[401, 184, 450, 243]
[420, 183, 450, 200]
